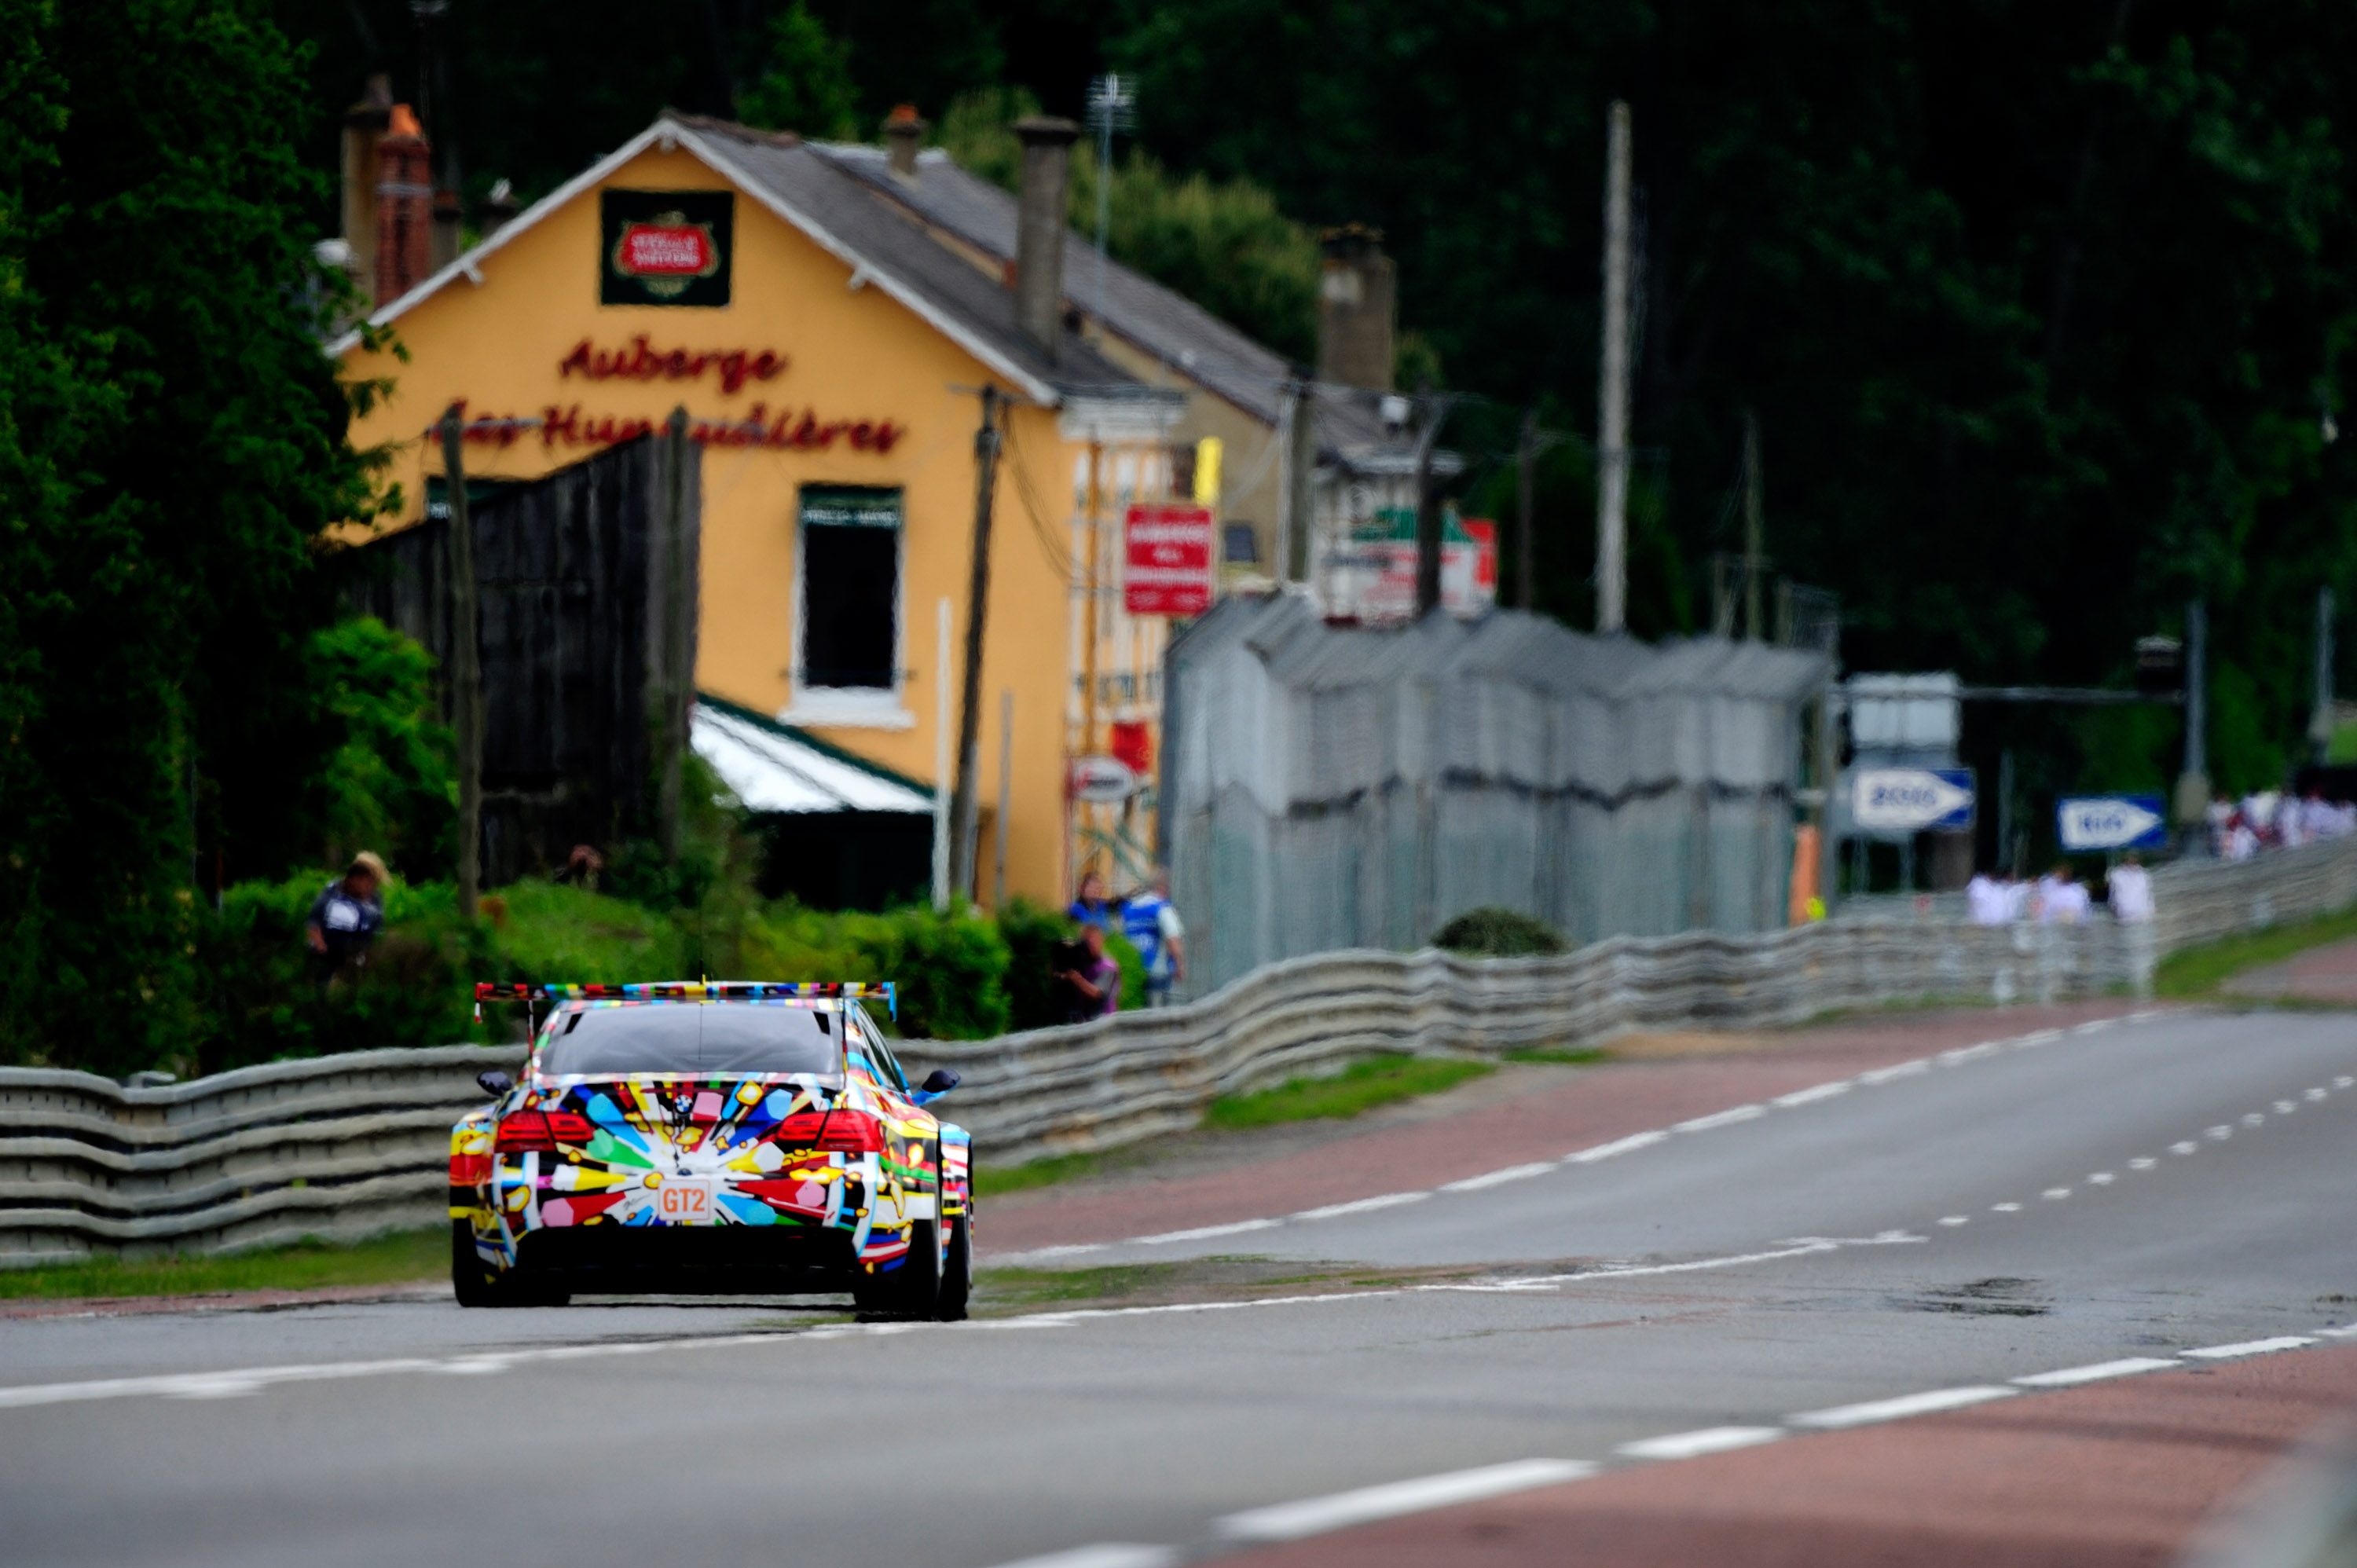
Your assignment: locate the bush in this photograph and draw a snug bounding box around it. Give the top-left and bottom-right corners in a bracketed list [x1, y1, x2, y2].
[1433, 906, 1567, 958]
[995, 897, 1074, 1031]
[740, 901, 1011, 1040]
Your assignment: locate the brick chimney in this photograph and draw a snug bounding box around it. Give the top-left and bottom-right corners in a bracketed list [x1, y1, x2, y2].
[339, 75, 392, 304]
[374, 104, 434, 305]
[1317, 224, 1397, 392]
[1012, 115, 1080, 358]
[884, 104, 927, 182]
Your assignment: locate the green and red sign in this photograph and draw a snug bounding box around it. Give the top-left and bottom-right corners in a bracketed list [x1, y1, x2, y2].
[599, 190, 733, 307]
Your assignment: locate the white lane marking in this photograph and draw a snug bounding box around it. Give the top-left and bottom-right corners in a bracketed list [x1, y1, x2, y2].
[2339, 1077, 2354, 1089]
[1567, 1130, 1668, 1163]
[1675, 1105, 1766, 1133]
[981, 1547, 1179, 1568]
[1618, 1426, 1784, 1460]
[1789, 1386, 2018, 1428]
[1441, 1162, 1558, 1192]
[2242, 1113, 2266, 1127]
[2088, 1173, 2116, 1185]
[1992, 1203, 2022, 1212]
[1772, 1081, 1852, 1108]
[2042, 1188, 2071, 1200]
[2206, 1127, 2233, 1140]
[1131, 1219, 1281, 1246]
[2015, 1028, 2065, 1047]
[2072, 1019, 2115, 1034]
[2130, 1157, 2157, 1169]
[1291, 1192, 1428, 1222]
[1941, 1043, 2001, 1064]
[2308, 1088, 2330, 1101]
[2172, 1142, 2199, 1155]
[2275, 1101, 2298, 1114]
[1013, 1244, 1107, 1260]
[1938, 1216, 1970, 1226]
[1857, 1060, 1932, 1084]
[2319, 1324, 2357, 1339]
[2184, 1336, 2316, 1360]
[1214, 1459, 1594, 1541]
[2012, 1357, 2179, 1387]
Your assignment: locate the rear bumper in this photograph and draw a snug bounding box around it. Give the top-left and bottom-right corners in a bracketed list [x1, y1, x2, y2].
[513, 1221, 863, 1295]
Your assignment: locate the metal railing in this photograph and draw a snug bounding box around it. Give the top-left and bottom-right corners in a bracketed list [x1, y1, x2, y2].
[6, 836, 2355, 1266]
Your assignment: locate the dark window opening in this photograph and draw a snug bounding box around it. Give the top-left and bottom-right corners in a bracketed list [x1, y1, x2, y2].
[800, 487, 900, 690]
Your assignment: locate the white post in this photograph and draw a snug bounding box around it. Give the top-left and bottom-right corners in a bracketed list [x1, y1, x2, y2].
[1596, 100, 1632, 635]
[932, 596, 952, 911]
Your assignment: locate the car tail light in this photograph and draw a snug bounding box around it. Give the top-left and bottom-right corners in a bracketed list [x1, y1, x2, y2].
[768, 1112, 827, 1147]
[814, 1112, 885, 1154]
[496, 1110, 596, 1152]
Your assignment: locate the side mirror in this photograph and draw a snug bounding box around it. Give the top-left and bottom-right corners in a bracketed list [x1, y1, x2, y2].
[919, 1068, 960, 1095]
[477, 1070, 514, 1098]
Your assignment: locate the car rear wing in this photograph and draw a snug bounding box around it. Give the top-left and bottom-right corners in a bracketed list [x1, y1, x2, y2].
[474, 980, 897, 1020]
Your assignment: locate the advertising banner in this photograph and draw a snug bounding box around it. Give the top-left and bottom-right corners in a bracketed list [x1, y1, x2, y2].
[1124, 503, 1216, 617]
[600, 190, 734, 307]
[2056, 794, 2169, 852]
[1329, 507, 1498, 621]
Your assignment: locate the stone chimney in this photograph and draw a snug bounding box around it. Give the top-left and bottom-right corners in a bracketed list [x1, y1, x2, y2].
[339, 74, 393, 304]
[1317, 224, 1397, 392]
[884, 104, 927, 182]
[374, 104, 434, 306]
[1012, 115, 1080, 358]
[480, 178, 519, 240]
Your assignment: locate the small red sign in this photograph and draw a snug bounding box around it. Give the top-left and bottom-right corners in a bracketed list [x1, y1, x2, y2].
[1124, 503, 1215, 617]
[616, 222, 717, 278]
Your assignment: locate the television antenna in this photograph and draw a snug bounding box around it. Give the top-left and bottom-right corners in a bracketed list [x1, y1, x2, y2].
[1084, 74, 1138, 331]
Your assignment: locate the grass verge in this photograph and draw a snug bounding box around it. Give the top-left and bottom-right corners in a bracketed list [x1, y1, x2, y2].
[1204, 1054, 1494, 1130]
[1504, 1046, 1609, 1065]
[2154, 904, 2357, 998]
[973, 1148, 1116, 1200]
[0, 1229, 446, 1302]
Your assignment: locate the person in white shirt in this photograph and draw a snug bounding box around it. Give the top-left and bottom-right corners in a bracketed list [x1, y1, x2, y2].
[2003, 873, 2032, 922]
[2038, 864, 2090, 924]
[2225, 820, 2260, 862]
[1966, 871, 2009, 925]
[2106, 853, 2154, 923]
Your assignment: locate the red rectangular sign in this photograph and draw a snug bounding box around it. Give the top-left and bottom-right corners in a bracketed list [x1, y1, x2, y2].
[1124, 503, 1216, 617]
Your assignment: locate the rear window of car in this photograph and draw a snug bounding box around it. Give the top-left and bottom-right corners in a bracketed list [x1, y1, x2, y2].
[533, 1003, 843, 1078]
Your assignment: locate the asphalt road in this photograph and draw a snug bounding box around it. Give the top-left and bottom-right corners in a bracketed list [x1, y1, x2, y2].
[5, 1005, 2356, 1568]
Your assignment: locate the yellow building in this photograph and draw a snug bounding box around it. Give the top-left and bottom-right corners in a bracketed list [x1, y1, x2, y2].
[335, 112, 1193, 907]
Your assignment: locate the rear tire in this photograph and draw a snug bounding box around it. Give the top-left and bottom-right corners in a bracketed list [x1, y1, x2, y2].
[854, 1216, 941, 1319]
[452, 1220, 570, 1308]
[936, 1208, 970, 1322]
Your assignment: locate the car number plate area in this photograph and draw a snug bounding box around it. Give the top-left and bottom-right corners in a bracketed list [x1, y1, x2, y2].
[654, 1179, 719, 1224]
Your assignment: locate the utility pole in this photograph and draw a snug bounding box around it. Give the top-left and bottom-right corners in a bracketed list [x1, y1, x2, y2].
[932, 599, 951, 910]
[950, 387, 1003, 903]
[1285, 379, 1318, 582]
[2175, 598, 2209, 829]
[1596, 100, 1633, 635]
[993, 690, 1014, 910]
[438, 405, 482, 920]
[2311, 586, 2337, 764]
[1516, 408, 1538, 611]
[1742, 410, 1764, 640]
[1412, 383, 1457, 616]
[656, 406, 691, 863]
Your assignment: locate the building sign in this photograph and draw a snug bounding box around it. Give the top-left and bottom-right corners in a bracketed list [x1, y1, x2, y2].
[1331, 507, 1497, 621]
[559, 336, 787, 394]
[1124, 503, 1215, 617]
[442, 402, 904, 453]
[1071, 756, 1140, 802]
[600, 190, 733, 307]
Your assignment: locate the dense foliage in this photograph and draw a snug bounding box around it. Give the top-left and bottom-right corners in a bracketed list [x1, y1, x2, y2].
[0, 0, 385, 1070]
[1433, 907, 1569, 958]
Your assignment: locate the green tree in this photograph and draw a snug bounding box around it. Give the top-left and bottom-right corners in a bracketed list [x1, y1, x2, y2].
[737, 2, 859, 139]
[0, 0, 380, 1071]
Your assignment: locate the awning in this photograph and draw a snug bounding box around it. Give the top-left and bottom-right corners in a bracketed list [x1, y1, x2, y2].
[691, 697, 933, 815]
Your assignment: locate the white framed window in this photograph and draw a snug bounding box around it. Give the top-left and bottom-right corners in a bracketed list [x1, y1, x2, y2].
[783, 485, 915, 729]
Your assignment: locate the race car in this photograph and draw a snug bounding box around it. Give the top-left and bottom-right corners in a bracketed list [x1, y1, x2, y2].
[449, 980, 971, 1318]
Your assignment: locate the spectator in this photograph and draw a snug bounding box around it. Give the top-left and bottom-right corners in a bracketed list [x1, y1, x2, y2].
[1067, 870, 1113, 931]
[2205, 794, 2235, 857]
[2107, 852, 2154, 923]
[2003, 871, 2033, 923]
[2225, 817, 2260, 863]
[1966, 869, 2010, 925]
[1121, 868, 1188, 1006]
[1052, 923, 1121, 1024]
[306, 852, 388, 984]
[2038, 864, 2090, 925]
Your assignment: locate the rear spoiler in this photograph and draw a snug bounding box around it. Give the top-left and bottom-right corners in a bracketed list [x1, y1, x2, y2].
[475, 980, 897, 1021]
